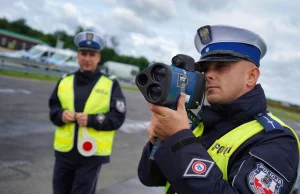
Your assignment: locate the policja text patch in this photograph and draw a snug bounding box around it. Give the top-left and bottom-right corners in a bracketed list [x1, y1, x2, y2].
[183, 158, 215, 178]
[248, 163, 283, 194]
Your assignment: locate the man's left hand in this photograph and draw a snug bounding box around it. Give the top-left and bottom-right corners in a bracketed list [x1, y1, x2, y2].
[148, 93, 190, 141]
[75, 113, 88, 127]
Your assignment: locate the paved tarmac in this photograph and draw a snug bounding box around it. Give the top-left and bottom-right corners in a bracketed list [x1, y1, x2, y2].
[0, 75, 299, 194]
[0, 75, 163, 194]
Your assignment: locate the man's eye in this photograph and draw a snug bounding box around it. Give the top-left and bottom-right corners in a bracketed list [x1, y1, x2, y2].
[216, 64, 227, 69]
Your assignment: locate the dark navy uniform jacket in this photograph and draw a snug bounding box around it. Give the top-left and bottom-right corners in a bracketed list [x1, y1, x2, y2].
[49, 68, 126, 164]
[138, 84, 299, 194]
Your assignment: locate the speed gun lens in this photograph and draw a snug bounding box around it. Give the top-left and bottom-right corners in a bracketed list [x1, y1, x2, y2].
[152, 66, 166, 82]
[148, 84, 162, 102]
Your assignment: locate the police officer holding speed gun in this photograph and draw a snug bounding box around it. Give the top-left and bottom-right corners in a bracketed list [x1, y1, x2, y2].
[49, 31, 126, 194]
[136, 25, 300, 193]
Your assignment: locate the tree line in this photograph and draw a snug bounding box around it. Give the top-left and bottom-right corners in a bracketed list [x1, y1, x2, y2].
[0, 17, 150, 70]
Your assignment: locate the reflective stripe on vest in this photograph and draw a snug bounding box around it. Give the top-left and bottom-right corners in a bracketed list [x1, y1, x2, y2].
[164, 114, 300, 194]
[54, 74, 115, 156]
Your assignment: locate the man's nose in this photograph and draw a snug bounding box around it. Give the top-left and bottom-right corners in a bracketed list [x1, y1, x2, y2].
[205, 69, 215, 80]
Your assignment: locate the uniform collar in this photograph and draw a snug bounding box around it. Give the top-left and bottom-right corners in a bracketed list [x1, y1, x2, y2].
[75, 67, 102, 84]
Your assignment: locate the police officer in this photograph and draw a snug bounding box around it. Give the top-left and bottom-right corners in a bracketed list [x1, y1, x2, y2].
[49, 31, 126, 194]
[137, 25, 300, 194]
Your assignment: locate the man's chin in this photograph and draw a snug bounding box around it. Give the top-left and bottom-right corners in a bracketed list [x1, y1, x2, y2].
[206, 95, 221, 105]
[81, 67, 93, 71]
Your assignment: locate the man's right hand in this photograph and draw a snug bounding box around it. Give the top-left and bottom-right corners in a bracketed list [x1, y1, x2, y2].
[62, 110, 75, 123]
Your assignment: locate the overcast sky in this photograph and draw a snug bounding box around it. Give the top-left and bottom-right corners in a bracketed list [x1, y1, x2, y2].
[0, 0, 299, 105]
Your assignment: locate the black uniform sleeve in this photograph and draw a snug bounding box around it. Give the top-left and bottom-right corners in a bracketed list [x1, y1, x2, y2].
[138, 141, 167, 187]
[147, 129, 298, 194]
[87, 79, 126, 130]
[48, 79, 65, 126]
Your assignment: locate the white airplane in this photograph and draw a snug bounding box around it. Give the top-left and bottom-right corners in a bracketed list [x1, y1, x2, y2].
[22, 45, 56, 63]
[45, 48, 79, 72]
[102, 61, 140, 83]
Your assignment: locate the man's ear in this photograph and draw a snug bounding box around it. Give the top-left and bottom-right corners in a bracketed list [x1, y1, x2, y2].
[246, 65, 260, 87]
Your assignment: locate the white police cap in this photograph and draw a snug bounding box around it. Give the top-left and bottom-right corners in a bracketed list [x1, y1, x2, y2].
[194, 25, 267, 67]
[74, 31, 105, 52]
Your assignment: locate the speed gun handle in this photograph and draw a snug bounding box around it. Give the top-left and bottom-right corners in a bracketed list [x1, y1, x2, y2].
[149, 138, 163, 160]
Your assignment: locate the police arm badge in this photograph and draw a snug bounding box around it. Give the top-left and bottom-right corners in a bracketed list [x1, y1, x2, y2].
[183, 158, 215, 178]
[96, 113, 105, 124]
[115, 99, 126, 113]
[248, 163, 283, 194]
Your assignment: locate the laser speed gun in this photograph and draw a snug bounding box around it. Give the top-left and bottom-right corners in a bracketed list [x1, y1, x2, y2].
[135, 54, 206, 110]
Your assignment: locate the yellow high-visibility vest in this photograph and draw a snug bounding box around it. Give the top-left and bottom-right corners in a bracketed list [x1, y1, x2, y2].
[164, 114, 300, 193]
[54, 74, 116, 156]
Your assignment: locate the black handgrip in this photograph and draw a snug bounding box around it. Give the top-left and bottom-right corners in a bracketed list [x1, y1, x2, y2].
[149, 138, 163, 160]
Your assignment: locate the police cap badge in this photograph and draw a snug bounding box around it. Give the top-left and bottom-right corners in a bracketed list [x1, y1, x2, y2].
[197, 25, 212, 45]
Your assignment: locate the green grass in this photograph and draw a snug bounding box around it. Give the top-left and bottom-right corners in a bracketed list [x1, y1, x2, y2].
[0, 69, 139, 91]
[268, 105, 300, 123]
[120, 85, 139, 91]
[0, 69, 59, 81]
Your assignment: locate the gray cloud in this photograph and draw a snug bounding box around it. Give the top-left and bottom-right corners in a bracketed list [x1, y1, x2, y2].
[259, 54, 300, 105]
[118, 33, 180, 64]
[188, 0, 234, 12]
[123, 0, 177, 21]
[0, 0, 82, 35]
[0, 0, 44, 23]
[103, 7, 155, 37]
[100, 0, 177, 22]
[0, 0, 156, 37]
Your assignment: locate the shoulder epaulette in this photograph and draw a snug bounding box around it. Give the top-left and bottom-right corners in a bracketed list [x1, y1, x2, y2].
[108, 75, 118, 80]
[254, 111, 284, 132]
[102, 73, 118, 80]
[61, 73, 68, 78]
[61, 72, 75, 79]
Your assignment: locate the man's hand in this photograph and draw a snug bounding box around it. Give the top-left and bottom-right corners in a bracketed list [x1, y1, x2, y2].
[62, 110, 75, 123]
[75, 113, 88, 127]
[147, 93, 189, 141]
